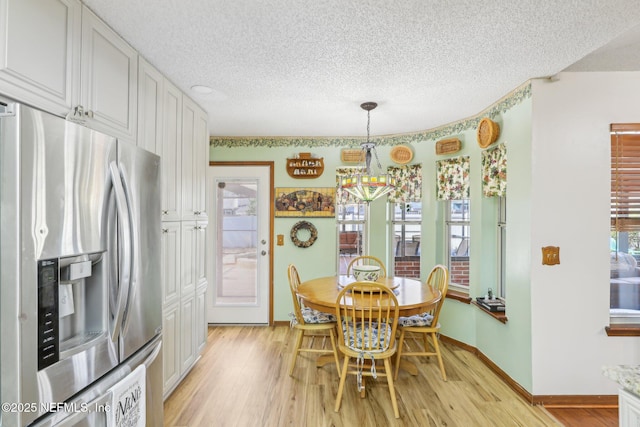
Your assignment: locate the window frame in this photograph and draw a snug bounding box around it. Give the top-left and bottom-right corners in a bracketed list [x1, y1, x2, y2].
[446, 199, 470, 292]
[497, 196, 507, 299]
[390, 202, 422, 278]
[336, 203, 366, 274]
[609, 123, 640, 328]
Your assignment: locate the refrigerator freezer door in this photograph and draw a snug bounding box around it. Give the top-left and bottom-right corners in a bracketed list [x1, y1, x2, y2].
[116, 142, 162, 361]
[31, 335, 163, 427]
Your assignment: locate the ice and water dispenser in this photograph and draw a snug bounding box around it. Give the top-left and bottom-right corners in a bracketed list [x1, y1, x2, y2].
[37, 252, 109, 370]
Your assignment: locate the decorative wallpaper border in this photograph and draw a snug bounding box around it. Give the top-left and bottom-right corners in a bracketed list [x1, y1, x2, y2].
[210, 82, 531, 148]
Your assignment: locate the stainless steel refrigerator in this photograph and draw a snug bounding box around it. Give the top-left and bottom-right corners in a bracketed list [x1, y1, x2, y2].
[0, 98, 163, 426]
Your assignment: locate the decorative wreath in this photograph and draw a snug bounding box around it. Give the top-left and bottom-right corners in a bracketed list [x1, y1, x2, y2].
[290, 221, 318, 248]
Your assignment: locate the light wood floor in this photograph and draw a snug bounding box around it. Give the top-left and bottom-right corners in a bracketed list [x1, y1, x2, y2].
[164, 325, 566, 426]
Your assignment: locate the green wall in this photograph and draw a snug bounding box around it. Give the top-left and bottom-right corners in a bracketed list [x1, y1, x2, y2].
[210, 82, 534, 391]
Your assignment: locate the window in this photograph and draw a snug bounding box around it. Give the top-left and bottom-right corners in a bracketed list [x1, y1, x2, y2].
[610, 124, 640, 324]
[497, 196, 507, 298]
[337, 202, 366, 274]
[446, 199, 470, 289]
[391, 202, 422, 278]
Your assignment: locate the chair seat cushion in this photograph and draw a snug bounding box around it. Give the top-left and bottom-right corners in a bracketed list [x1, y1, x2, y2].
[398, 312, 434, 327]
[301, 307, 336, 323]
[342, 321, 392, 352]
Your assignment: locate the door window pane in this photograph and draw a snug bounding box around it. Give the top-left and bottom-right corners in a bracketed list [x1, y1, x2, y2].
[216, 179, 257, 304]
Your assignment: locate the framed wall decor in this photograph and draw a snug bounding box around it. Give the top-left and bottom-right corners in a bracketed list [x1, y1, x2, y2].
[275, 187, 336, 217]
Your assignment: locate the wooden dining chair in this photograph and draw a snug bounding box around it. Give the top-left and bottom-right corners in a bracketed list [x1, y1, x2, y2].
[346, 255, 387, 278]
[334, 281, 400, 418]
[287, 264, 341, 377]
[394, 264, 449, 381]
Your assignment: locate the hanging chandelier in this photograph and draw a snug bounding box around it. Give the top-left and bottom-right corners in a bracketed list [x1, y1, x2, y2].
[339, 102, 396, 202]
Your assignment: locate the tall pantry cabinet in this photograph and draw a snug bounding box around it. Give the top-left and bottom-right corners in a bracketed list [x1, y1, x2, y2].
[0, 0, 210, 399]
[137, 58, 209, 397]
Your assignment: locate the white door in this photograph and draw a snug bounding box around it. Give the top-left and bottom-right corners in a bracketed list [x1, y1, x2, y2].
[206, 164, 271, 324]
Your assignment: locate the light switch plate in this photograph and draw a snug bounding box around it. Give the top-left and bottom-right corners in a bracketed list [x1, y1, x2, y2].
[277, 234, 284, 246]
[541, 246, 560, 265]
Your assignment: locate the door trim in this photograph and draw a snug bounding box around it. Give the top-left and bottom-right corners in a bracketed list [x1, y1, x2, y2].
[209, 161, 274, 325]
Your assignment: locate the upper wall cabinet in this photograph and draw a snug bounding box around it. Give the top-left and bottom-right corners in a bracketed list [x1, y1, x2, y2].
[137, 56, 163, 155]
[0, 0, 81, 114]
[0, 1, 137, 140]
[78, 6, 137, 140]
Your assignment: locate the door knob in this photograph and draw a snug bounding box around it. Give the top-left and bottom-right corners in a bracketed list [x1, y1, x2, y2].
[261, 250, 267, 256]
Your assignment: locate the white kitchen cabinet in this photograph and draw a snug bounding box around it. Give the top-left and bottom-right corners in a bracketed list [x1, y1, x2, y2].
[161, 222, 181, 307]
[194, 104, 209, 218]
[180, 294, 196, 374]
[0, 2, 137, 139]
[161, 79, 183, 221]
[196, 283, 208, 354]
[162, 301, 181, 397]
[182, 96, 209, 221]
[620, 388, 640, 427]
[180, 222, 196, 298]
[0, 0, 81, 115]
[137, 57, 163, 154]
[195, 221, 208, 287]
[137, 57, 183, 221]
[77, 5, 137, 139]
[181, 220, 207, 296]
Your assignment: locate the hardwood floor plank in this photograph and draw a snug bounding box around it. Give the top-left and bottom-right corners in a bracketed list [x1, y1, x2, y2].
[164, 326, 569, 426]
[544, 408, 618, 427]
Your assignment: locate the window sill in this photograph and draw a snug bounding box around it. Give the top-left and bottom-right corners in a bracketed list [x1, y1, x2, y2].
[446, 290, 471, 304]
[472, 301, 508, 324]
[605, 324, 640, 336]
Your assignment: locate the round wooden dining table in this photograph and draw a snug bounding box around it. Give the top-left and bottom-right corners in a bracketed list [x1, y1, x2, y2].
[297, 275, 441, 317]
[297, 275, 442, 376]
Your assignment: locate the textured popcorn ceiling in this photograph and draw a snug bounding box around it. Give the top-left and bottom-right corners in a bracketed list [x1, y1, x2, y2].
[82, 0, 640, 137]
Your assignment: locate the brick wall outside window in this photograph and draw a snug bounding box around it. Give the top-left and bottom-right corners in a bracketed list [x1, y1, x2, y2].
[394, 257, 421, 279]
[450, 258, 469, 286]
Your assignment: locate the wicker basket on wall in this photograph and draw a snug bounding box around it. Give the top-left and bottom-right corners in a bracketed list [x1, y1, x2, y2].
[476, 117, 500, 148]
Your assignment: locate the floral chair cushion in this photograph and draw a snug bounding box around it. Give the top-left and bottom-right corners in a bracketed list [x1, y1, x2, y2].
[341, 321, 393, 391]
[341, 321, 392, 352]
[288, 307, 336, 326]
[398, 312, 434, 327]
[302, 307, 336, 323]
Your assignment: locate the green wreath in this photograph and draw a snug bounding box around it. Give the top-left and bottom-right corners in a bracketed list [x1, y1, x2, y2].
[290, 221, 318, 248]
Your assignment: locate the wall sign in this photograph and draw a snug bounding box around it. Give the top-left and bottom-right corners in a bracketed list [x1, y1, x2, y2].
[286, 153, 324, 178]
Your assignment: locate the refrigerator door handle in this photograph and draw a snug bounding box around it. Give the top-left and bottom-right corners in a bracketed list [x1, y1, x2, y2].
[119, 168, 137, 337]
[143, 340, 162, 369]
[109, 161, 132, 342]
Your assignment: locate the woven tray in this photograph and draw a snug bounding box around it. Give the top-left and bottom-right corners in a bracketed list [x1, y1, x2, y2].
[390, 145, 413, 164]
[341, 149, 365, 163]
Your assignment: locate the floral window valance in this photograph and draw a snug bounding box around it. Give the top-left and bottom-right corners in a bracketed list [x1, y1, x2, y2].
[388, 164, 422, 203]
[481, 143, 507, 197]
[335, 167, 365, 205]
[436, 156, 470, 200]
